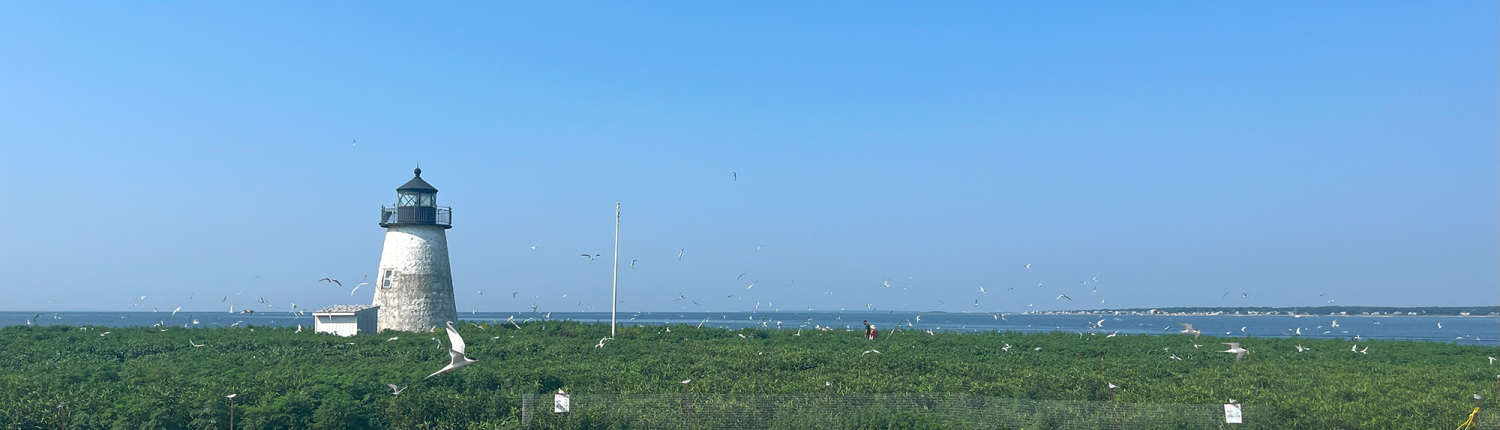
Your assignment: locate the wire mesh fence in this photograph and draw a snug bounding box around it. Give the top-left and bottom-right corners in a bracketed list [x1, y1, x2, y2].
[520, 392, 1324, 430]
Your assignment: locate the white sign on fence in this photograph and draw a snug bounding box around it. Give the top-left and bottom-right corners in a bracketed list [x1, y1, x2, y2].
[554, 393, 570, 413]
[1223, 403, 1243, 424]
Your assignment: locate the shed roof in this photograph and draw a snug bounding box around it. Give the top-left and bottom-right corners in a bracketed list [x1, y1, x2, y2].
[315, 304, 376, 313]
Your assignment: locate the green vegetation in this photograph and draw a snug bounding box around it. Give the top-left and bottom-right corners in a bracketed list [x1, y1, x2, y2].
[0, 321, 1495, 429]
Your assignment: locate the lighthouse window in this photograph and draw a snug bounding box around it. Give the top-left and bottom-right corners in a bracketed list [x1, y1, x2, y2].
[382, 269, 394, 288]
[399, 193, 418, 206]
[420, 194, 435, 207]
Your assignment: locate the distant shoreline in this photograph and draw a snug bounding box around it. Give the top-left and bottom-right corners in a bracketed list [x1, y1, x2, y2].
[1042, 306, 1499, 317]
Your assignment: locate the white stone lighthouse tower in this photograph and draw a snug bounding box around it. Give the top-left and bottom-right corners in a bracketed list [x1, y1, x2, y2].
[371, 167, 458, 332]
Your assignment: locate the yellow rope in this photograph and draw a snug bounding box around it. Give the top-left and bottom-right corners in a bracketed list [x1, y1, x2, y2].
[1455, 407, 1479, 430]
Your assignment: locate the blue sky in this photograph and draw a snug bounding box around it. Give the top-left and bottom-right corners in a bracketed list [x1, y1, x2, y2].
[1, 2, 1495, 313]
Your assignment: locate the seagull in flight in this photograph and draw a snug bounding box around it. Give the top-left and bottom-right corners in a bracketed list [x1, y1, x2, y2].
[425, 322, 478, 379]
[596, 337, 611, 348]
[675, 293, 685, 301]
[862, 349, 880, 355]
[386, 384, 406, 396]
[1221, 343, 1248, 362]
[1295, 345, 1309, 353]
[189, 339, 206, 348]
[351, 283, 368, 295]
[737, 273, 746, 280]
[1178, 323, 1201, 340]
[1023, 264, 1031, 269]
[678, 249, 684, 260]
[580, 254, 596, 261]
[630, 260, 637, 268]
[1056, 294, 1072, 301]
[732, 172, 737, 181]
[319, 278, 342, 286]
[979, 287, 986, 293]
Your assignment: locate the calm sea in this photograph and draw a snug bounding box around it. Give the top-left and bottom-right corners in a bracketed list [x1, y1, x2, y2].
[3, 311, 1495, 346]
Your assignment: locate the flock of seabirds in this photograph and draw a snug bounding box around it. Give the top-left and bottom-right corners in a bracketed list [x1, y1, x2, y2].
[11, 172, 1492, 417]
[15, 269, 1498, 413]
[21, 260, 1494, 392]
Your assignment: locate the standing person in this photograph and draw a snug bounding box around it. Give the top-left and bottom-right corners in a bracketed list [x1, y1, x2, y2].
[862, 320, 871, 339]
[868, 324, 878, 340]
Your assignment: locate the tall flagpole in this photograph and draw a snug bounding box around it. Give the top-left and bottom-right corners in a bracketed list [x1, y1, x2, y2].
[611, 202, 620, 338]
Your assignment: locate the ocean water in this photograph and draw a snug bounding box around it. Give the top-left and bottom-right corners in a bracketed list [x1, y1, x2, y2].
[3, 310, 1495, 346]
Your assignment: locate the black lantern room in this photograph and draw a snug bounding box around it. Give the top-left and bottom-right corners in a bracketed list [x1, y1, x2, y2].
[380, 167, 453, 228]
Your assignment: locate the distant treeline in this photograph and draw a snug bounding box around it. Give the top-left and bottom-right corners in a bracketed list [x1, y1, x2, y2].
[1087, 306, 1499, 316]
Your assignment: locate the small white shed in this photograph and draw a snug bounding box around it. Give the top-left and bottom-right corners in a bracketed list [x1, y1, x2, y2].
[312, 305, 379, 336]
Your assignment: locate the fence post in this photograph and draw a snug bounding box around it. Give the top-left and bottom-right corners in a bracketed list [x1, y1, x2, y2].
[683, 381, 693, 430]
[521, 393, 533, 429]
[825, 383, 832, 426]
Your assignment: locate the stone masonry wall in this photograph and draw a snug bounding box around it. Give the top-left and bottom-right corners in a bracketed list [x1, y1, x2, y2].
[371, 224, 457, 332]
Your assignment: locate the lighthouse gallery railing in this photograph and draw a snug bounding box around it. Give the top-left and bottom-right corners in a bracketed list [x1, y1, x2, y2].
[380, 205, 452, 227]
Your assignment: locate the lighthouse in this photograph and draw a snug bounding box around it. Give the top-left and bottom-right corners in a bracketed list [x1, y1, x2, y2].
[371, 167, 458, 332]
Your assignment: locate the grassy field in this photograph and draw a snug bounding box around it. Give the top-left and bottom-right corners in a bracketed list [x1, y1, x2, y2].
[0, 321, 1495, 429]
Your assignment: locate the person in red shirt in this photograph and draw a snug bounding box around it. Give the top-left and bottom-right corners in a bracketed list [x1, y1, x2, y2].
[868, 324, 878, 340]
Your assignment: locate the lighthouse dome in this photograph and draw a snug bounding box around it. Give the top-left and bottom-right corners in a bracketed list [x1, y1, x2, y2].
[397, 167, 438, 193]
